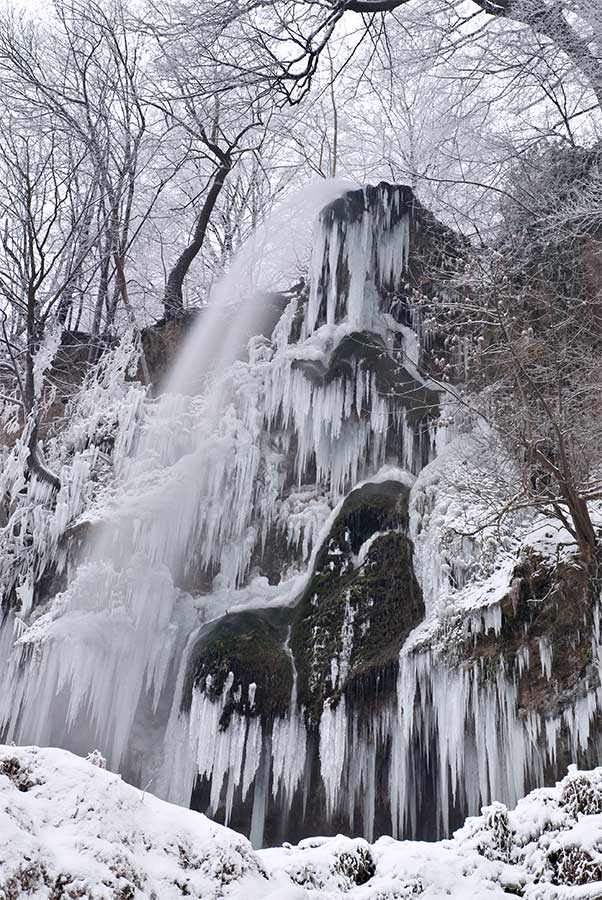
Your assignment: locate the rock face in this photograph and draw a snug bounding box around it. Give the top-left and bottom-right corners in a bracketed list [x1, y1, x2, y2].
[190, 610, 294, 725]
[468, 551, 598, 719]
[180, 184, 602, 847]
[290, 480, 423, 719]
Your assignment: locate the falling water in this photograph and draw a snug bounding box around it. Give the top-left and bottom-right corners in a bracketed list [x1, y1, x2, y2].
[0, 177, 414, 781]
[167, 177, 357, 397]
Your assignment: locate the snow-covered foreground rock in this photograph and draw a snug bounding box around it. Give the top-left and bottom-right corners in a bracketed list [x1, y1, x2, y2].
[0, 746, 272, 900]
[2, 746, 602, 898]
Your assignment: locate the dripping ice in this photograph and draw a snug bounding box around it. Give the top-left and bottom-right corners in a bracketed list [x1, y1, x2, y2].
[0, 181, 421, 770]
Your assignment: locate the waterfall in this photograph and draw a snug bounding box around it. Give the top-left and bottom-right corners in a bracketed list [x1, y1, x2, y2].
[0, 180, 423, 783]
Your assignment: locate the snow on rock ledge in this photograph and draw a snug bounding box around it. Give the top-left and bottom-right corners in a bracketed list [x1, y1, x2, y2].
[3, 745, 602, 898]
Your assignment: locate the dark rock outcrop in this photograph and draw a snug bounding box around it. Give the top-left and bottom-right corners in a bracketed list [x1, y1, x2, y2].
[467, 550, 597, 718]
[188, 609, 293, 725]
[290, 480, 424, 719]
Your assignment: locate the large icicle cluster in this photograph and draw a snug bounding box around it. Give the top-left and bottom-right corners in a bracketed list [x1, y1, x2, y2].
[0, 333, 145, 611]
[188, 663, 308, 850]
[175, 432, 602, 847]
[4, 180, 597, 857]
[0, 182, 437, 800]
[180, 603, 602, 847]
[306, 183, 412, 334]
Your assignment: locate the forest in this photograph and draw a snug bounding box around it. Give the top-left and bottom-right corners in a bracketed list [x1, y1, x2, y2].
[1, 1, 602, 898]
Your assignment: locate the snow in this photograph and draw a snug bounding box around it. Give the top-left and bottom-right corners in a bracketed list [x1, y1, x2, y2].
[408, 431, 526, 626]
[0, 745, 269, 899]
[2, 744, 602, 898]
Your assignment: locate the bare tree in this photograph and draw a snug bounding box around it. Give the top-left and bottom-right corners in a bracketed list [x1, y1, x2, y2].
[217, 0, 602, 136]
[0, 0, 171, 339]
[146, 5, 274, 318]
[160, 118, 264, 319]
[412, 144, 602, 567]
[0, 119, 95, 489]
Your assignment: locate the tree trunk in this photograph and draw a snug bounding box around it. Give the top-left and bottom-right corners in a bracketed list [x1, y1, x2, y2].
[24, 287, 61, 492]
[563, 485, 598, 567]
[112, 251, 152, 387]
[91, 238, 111, 339]
[163, 159, 232, 320]
[27, 419, 61, 492]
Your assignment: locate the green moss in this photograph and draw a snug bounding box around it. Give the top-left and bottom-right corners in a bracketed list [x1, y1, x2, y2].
[187, 608, 293, 726]
[185, 480, 427, 726]
[314, 480, 408, 567]
[290, 480, 424, 719]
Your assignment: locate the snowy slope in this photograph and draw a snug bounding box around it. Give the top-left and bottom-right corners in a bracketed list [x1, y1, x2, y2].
[0, 746, 273, 900]
[2, 745, 602, 899]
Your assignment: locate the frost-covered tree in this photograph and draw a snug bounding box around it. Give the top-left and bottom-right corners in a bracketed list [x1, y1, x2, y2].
[263, 1, 602, 114]
[418, 144, 602, 566]
[0, 0, 174, 337]
[144, 1, 281, 318]
[0, 116, 96, 489]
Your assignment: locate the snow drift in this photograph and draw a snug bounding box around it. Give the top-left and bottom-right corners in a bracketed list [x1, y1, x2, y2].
[2, 744, 602, 898]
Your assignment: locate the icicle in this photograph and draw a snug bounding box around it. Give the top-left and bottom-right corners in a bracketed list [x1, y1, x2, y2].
[0, 182, 442, 846]
[272, 630, 307, 803]
[538, 638, 553, 679]
[307, 184, 412, 335]
[319, 697, 347, 817]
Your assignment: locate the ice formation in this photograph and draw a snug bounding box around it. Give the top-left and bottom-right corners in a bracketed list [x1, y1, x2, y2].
[1, 180, 600, 852]
[172, 433, 602, 845]
[176, 586, 602, 846]
[306, 183, 412, 335]
[0, 183, 431, 780]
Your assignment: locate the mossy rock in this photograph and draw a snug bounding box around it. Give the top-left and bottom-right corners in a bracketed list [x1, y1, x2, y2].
[249, 522, 295, 586]
[321, 182, 414, 230]
[315, 479, 409, 567]
[185, 480, 426, 727]
[141, 311, 198, 386]
[466, 550, 597, 717]
[290, 480, 424, 719]
[187, 608, 293, 726]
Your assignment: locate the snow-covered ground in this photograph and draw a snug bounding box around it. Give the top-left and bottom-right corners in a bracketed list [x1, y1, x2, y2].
[2, 744, 602, 899]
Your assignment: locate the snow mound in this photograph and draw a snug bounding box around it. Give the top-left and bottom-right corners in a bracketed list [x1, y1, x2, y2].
[2, 745, 602, 898]
[0, 745, 269, 899]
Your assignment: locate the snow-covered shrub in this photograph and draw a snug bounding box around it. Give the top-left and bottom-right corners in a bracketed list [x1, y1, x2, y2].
[479, 802, 513, 863]
[0, 755, 38, 791]
[85, 749, 107, 769]
[560, 769, 602, 818]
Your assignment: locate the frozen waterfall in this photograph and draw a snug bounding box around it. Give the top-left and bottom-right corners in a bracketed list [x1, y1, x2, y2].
[1, 180, 598, 850]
